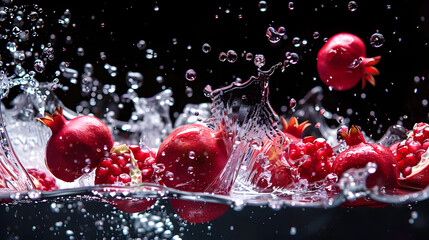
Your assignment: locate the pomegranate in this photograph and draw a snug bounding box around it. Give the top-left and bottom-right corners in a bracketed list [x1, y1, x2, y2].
[281, 116, 310, 142]
[286, 136, 336, 182]
[317, 33, 381, 91]
[94, 144, 157, 213]
[27, 168, 58, 191]
[392, 122, 429, 189]
[333, 126, 399, 207]
[37, 106, 114, 182]
[156, 124, 229, 223]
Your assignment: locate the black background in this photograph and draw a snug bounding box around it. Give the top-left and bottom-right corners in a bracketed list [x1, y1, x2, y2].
[2, 0, 429, 239]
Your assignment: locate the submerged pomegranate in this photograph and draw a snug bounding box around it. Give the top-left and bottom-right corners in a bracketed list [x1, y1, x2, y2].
[156, 124, 229, 223]
[392, 122, 429, 189]
[317, 33, 381, 91]
[37, 106, 114, 182]
[333, 126, 399, 207]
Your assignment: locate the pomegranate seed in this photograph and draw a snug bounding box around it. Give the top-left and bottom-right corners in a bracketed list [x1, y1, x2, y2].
[141, 168, 154, 178]
[408, 141, 422, 153]
[397, 147, 410, 157]
[404, 153, 418, 166]
[403, 166, 412, 177]
[415, 149, 426, 161]
[305, 142, 316, 155]
[316, 148, 326, 161]
[303, 136, 315, 143]
[97, 167, 109, 177]
[119, 173, 131, 183]
[116, 156, 128, 167]
[110, 164, 122, 176]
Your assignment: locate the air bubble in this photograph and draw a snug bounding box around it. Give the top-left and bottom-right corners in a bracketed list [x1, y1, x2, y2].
[126, 71, 144, 89]
[253, 54, 265, 68]
[34, 59, 45, 73]
[288, 2, 294, 10]
[292, 37, 301, 47]
[290, 98, 296, 109]
[258, 1, 268, 12]
[266, 26, 286, 43]
[226, 50, 238, 63]
[202, 43, 211, 53]
[285, 52, 299, 65]
[137, 40, 146, 50]
[185, 86, 193, 97]
[348, 1, 358, 11]
[245, 52, 253, 61]
[370, 33, 385, 48]
[313, 31, 320, 39]
[219, 52, 227, 62]
[185, 69, 197, 81]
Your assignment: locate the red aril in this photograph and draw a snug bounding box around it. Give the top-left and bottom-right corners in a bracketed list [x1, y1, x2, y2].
[94, 144, 157, 213]
[392, 122, 429, 189]
[286, 136, 335, 183]
[37, 107, 114, 182]
[27, 168, 58, 191]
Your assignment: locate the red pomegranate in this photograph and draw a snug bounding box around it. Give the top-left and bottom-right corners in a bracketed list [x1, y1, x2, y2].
[156, 124, 229, 223]
[333, 126, 399, 207]
[317, 33, 381, 91]
[37, 106, 114, 182]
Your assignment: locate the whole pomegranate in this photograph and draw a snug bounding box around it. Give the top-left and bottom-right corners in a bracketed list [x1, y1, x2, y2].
[317, 33, 381, 91]
[37, 106, 114, 182]
[333, 126, 399, 207]
[156, 124, 229, 223]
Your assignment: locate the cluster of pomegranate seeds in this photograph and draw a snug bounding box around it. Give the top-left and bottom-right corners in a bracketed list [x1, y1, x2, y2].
[27, 168, 58, 191]
[287, 136, 335, 182]
[393, 123, 429, 177]
[95, 145, 156, 185]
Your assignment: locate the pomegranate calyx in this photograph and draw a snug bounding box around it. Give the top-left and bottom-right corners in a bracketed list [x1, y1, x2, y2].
[281, 116, 311, 139]
[36, 106, 67, 133]
[339, 125, 366, 146]
[361, 56, 381, 89]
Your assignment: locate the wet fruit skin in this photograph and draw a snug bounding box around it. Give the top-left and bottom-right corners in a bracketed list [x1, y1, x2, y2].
[94, 144, 157, 213]
[37, 107, 114, 182]
[317, 33, 381, 91]
[156, 124, 229, 223]
[333, 126, 399, 207]
[392, 122, 429, 189]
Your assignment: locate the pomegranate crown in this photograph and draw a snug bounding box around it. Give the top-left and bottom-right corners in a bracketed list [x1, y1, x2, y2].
[339, 125, 366, 146]
[281, 116, 311, 139]
[36, 106, 65, 131]
[361, 56, 381, 89]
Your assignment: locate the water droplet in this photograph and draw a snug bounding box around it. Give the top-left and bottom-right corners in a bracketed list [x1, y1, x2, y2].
[285, 51, 299, 65]
[185, 86, 193, 97]
[137, 40, 146, 50]
[288, 2, 295, 10]
[348, 1, 358, 11]
[185, 69, 196, 81]
[315, 122, 321, 128]
[226, 50, 238, 63]
[77, 47, 84, 56]
[156, 75, 164, 84]
[292, 37, 301, 47]
[266, 26, 286, 43]
[313, 32, 320, 39]
[245, 52, 253, 61]
[254, 54, 265, 68]
[0, 11, 7, 22]
[34, 59, 45, 73]
[188, 151, 196, 160]
[290, 98, 297, 109]
[219, 52, 227, 62]
[290, 227, 297, 235]
[202, 43, 211, 53]
[258, 1, 268, 12]
[6, 42, 17, 53]
[126, 71, 144, 89]
[370, 33, 385, 48]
